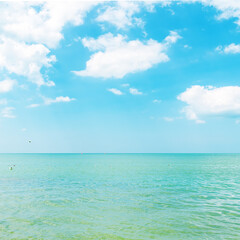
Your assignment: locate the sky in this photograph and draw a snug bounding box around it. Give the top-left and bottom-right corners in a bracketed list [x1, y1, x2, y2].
[1, 0, 240, 153]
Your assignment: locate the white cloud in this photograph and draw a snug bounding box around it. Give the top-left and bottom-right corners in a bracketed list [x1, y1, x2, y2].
[96, 1, 186, 29]
[97, 0, 240, 30]
[44, 96, 76, 105]
[1, 0, 238, 88]
[215, 45, 223, 52]
[96, 1, 143, 29]
[153, 99, 162, 103]
[164, 30, 181, 44]
[95, 0, 240, 31]
[0, 36, 56, 86]
[129, 88, 142, 95]
[27, 96, 76, 108]
[0, 1, 99, 86]
[95, 0, 240, 32]
[163, 117, 174, 122]
[108, 88, 123, 95]
[73, 31, 181, 79]
[2, 107, 15, 118]
[27, 103, 40, 108]
[122, 83, 130, 87]
[178, 85, 240, 123]
[216, 43, 240, 54]
[184, 44, 192, 49]
[0, 2, 98, 49]
[0, 79, 16, 93]
[148, 0, 240, 27]
[206, 0, 240, 26]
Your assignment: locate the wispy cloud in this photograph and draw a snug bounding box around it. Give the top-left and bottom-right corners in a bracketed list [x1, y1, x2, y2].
[129, 88, 142, 95]
[108, 88, 123, 95]
[184, 44, 192, 49]
[27, 103, 40, 108]
[44, 96, 76, 105]
[153, 99, 161, 103]
[148, 1, 240, 28]
[163, 117, 174, 122]
[27, 96, 76, 108]
[2, 107, 15, 118]
[0, 79, 16, 93]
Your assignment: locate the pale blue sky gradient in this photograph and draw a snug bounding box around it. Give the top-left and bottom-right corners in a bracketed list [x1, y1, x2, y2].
[0, 1, 240, 153]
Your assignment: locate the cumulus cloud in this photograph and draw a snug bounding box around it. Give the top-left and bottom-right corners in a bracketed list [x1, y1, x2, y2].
[0, 37, 56, 86]
[216, 43, 240, 54]
[0, 1, 99, 86]
[164, 30, 181, 44]
[1, 0, 239, 88]
[1, 107, 15, 118]
[129, 88, 142, 95]
[73, 31, 181, 79]
[96, 1, 143, 29]
[44, 96, 76, 105]
[0, 2, 98, 48]
[108, 88, 123, 95]
[0, 79, 16, 93]
[178, 85, 240, 123]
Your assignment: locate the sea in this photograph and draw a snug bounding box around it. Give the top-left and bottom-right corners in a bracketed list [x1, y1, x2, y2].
[0, 153, 239, 239]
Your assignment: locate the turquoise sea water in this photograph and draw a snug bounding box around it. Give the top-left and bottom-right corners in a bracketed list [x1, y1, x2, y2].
[0, 154, 240, 239]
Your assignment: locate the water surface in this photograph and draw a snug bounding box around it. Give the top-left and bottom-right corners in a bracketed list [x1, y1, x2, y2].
[0, 154, 240, 239]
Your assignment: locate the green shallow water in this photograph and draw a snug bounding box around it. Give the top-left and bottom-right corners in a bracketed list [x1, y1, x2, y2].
[0, 153, 240, 239]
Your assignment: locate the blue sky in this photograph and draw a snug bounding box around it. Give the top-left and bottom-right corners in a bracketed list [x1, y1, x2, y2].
[1, 1, 240, 153]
